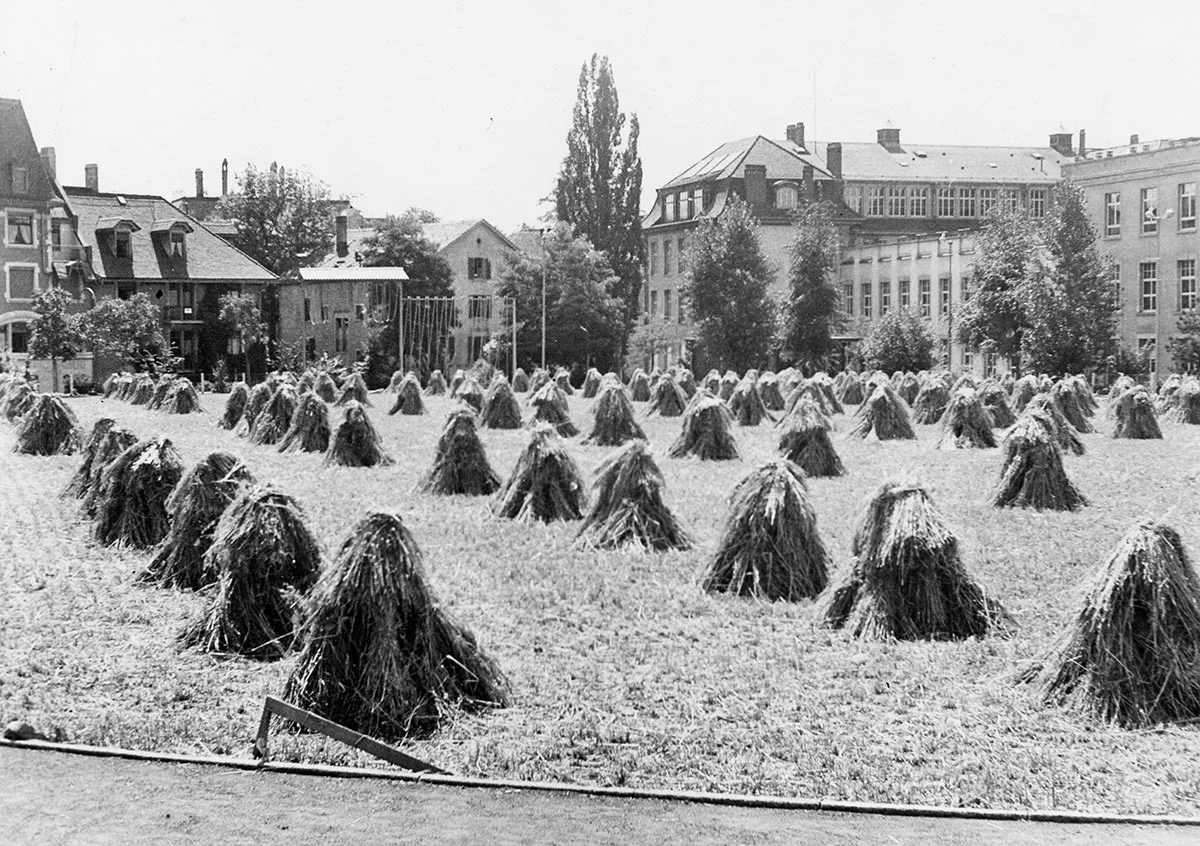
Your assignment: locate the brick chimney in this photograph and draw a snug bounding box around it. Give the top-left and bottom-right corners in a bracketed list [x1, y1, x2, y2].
[221, 158, 229, 196]
[1049, 131, 1074, 156]
[743, 164, 767, 207]
[84, 163, 98, 192]
[785, 122, 805, 149]
[335, 213, 349, 257]
[877, 126, 902, 152]
[195, 168, 204, 198]
[826, 142, 843, 179]
[39, 147, 56, 181]
[1078, 129, 1087, 157]
[1130, 133, 1140, 145]
[802, 164, 815, 200]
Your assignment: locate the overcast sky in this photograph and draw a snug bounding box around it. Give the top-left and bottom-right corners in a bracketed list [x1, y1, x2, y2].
[3, 0, 1197, 233]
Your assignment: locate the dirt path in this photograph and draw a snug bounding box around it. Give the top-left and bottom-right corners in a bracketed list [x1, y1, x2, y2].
[2, 747, 1195, 845]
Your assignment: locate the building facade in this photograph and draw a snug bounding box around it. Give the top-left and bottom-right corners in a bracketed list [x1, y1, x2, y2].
[1063, 136, 1200, 377]
[280, 266, 408, 368]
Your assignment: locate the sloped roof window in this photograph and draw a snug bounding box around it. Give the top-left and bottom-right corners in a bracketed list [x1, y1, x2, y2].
[776, 183, 799, 209]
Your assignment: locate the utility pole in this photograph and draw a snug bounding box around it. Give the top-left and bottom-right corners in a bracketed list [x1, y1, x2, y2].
[541, 229, 549, 370]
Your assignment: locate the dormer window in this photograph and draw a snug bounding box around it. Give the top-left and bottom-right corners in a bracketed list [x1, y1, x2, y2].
[96, 216, 141, 259]
[170, 229, 185, 257]
[115, 229, 131, 258]
[149, 218, 193, 259]
[12, 167, 28, 195]
[775, 183, 799, 210]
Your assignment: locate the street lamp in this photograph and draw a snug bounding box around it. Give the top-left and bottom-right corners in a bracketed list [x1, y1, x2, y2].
[541, 228, 551, 370]
[939, 231, 953, 371]
[1151, 207, 1174, 389]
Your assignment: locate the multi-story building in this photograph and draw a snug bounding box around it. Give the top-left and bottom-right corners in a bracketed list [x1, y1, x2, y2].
[1063, 136, 1200, 378]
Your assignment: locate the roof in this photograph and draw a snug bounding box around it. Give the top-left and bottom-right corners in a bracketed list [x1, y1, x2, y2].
[815, 141, 1066, 184]
[311, 227, 374, 270]
[0, 97, 65, 206]
[421, 219, 518, 253]
[297, 267, 408, 281]
[63, 189, 276, 281]
[664, 135, 833, 189]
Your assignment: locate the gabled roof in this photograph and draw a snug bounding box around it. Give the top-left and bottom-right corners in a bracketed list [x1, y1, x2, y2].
[663, 135, 833, 189]
[149, 218, 194, 234]
[63, 189, 276, 281]
[297, 267, 408, 281]
[421, 219, 518, 253]
[815, 141, 1066, 184]
[311, 227, 374, 270]
[95, 216, 141, 232]
[0, 97, 65, 206]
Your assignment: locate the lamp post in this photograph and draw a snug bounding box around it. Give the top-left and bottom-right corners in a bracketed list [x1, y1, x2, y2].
[939, 231, 953, 371]
[1152, 207, 1174, 389]
[541, 228, 550, 370]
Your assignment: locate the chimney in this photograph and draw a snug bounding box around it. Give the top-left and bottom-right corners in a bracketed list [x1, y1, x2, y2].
[802, 164, 815, 200]
[826, 142, 843, 179]
[195, 168, 204, 198]
[877, 125, 902, 152]
[335, 213, 349, 257]
[786, 122, 806, 149]
[743, 164, 767, 207]
[1078, 129, 1087, 157]
[84, 163, 99, 192]
[40, 147, 56, 180]
[221, 158, 229, 196]
[1049, 131, 1074, 157]
[1130, 133, 1140, 145]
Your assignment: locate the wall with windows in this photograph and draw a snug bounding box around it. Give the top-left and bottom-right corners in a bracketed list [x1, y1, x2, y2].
[278, 279, 373, 370]
[436, 222, 514, 369]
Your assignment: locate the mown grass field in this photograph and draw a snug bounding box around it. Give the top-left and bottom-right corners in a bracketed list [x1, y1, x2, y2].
[2, 387, 1199, 814]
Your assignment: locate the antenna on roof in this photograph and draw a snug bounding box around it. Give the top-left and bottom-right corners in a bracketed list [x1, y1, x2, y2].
[811, 65, 817, 152]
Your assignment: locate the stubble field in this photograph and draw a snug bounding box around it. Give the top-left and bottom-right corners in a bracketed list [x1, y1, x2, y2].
[1, 387, 1199, 814]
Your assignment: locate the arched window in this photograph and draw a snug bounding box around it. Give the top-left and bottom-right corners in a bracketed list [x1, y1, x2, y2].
[775, 183, 799, 209]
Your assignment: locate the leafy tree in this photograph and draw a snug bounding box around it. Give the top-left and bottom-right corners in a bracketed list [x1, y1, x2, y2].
[781, 201, 843, 372]
[76, 294, 168, 373]
[497, 223, 625, 372]
[859, 309, 935, 374]
[215, 162, 333, 275]
[1169, 312, 1200, 373]
[680, 198, 776, 372]
[28, 287, 83, 392]
[554, 54, 644, 349]
[625, 319, 692, 373]
[219, 292, 267, 382]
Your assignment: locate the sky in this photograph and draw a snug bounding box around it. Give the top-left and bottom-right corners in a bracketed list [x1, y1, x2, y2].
[3, 0, 1198, 234]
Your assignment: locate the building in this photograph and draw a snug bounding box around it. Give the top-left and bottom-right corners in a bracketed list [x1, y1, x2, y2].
[280, 266, 408, 368]
[1063, 135, 1200, 378]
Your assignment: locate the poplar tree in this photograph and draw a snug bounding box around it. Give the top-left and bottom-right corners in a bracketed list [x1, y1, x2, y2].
[781, 201, 843, 371]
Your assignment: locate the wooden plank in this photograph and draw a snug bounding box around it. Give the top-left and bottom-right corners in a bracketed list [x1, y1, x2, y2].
[258, 696, 447, 775]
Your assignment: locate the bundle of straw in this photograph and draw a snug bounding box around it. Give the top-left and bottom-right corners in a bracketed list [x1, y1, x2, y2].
[13, 395, 82, 456]
[1051, 380, 1094, 433]
[822, 482, 1011, 639]
[778, 397, 844, 478]
[249, 385, 299, 446]
[219, 383, 249, 430]
[529, 380, 578, 437]
[554, 368, 575, 395]
[325, 401, 394, 467]
[811, 374, 844, 414]
[668, 394, 739, 460]
[511, 367, 529, 393]
[147, 377, 174, 411]
[577, 440, 691, 550]
[388, 373, 425, 416]
[836, 374, 866, 405]
[421, 369, 446, 396]
[911, 379, 950, 425]
[337, 372, 371, 407]
[420, 408, 500, 496]
[62, 417, 117, 498]
[80, 426, 139, 516]
[101, 373, 120, 399]
[114, 374, 136, 401]
[701, 460, 830, 601]
[647, 373, 688, 417]
[1, 380, 35, 421]
[896, 373, 921, 405]
[937, 388, 996, 449]
[479, 378, 521, 429]
[386, 370, 406, 393]
[313, 371, 338, 403]
[584, 383, 646, 446]
[717, 370, 739, 402]
[783, 380, 837, 420]
[978, 380, 1016, 427]
[1164, 379, 1200, 424]
[181, 485, 321, 659]
[128, 375, 155, 405]
[1024, 393, 1086, 455]
[729, 377, 769, 426]
[166, 379, 202, 414]
[1112, 386, 1162, 439]
[1026, 521, 1200, 727]
[278, 393, 331, 454]
[757, 372, 785, 411]
[527, 368, 550, 395]
[675, 368, 697, 399]
[993, 414, 1088, 511]
[492, 422, 586, 521]
[456, 379, 485, 414]
[849, 383, 916, 440]
[140, 451, 255, 590]
[627, 369, 651, 402]
[94, 438, 184, 548]
[702, 369, 721, 395]
[581, 367, 602, 399]
[242, 382, 274, 436]
[283, 512, 509, 738]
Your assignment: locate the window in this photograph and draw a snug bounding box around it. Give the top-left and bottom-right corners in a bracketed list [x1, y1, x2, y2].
[1138, 337, 1157, 375]
[962, 349, 974, 370]
[1108, 262, 1121, 311]
[1000, 188, 1020, 214]
[650, 289, 659, 318]
[866, 186, 886, 216]
[1180, 182, 1197, 231]
[115, 229, 131, 258]
[334, 316, 349, 352]
[173, 283, 194, 312]
[663, 239, 673, 277]
[879, 279, 891, 315]
[1140, 260, 1158, 312]
[887, 186, 907, 217]
[649, 241, 659, 276]
[958, 188, 977, 218]
[919, 278, 931, 317]
[467, 257, 492, 280]
[665, 193, 676, 222]
[677, 238, 686, 275]
[692, 188, 704, 217]
[899, 278, 911, 310]
[320, 305, 330, 323]
[677, 297, 685, 324]
[1029, 188, 1047, 219]
[467, 334, 486, 362]
[908, 187, 929, 217]
[861, 282, 872, 318]
[663, 289, 673, 321]
[1105, 192, 1121, 237]
[51, 219, 62, 248]
[468, 295, 492, 319]
[1141, 187, 1159, 233]
[7, 265, 36, 300]
[305, 338, 316, 361]
[7, 213, 34, 246]
[12, 167, 28, 195]
[844, 185, 864, 215]
[960, 275, 972, 302]
[682, 191, 692, 219]
[984, 351, 998, 379]
[8, 322, 29, 354]
[775, 184, 799, 209]
[937, 187, 955, 217]
[979, 188, 998, 218]
[843, 282, 854, 316]
[1181, 260, 1197, 311]
[303, 298, 312, 323]
[355, 304, 366, 322]
[939, 277, 950, 316]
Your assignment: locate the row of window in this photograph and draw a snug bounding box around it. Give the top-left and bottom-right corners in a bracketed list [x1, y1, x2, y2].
[646, 288, 685, 323]
[1104, 183, 1197, 237]
[648, 236, 689, 277]
[1135, 259, 1199, 312]
[845, 185, 1047, 219]
[841, 276, 968, 319]
[662, 187, 706, 223]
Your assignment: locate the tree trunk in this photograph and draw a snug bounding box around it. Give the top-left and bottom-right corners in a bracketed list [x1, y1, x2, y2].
[51, 357, 59, 394]
[244, 336, 252, 383]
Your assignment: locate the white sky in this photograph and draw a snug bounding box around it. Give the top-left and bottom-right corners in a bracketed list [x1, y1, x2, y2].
[3, 0, 1198, 233]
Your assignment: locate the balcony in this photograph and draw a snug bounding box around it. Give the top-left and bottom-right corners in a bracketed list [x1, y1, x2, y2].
[164, 305, 200, 323]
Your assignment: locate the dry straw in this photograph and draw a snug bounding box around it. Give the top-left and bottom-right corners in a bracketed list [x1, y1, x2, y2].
[1025, 521, 1200, 728]
[581, 367, 602, 399]
[554, 368, 575, 396]
[511, 367, 529, 393]
[577, 440, 691, 551]
[219, 383, 249, 429]
[79, 426, 139, 516]
[729, 377, 769, 426]
[94, 437, 184, 548]
[896, 372, 921, 405]
[1164, 379, 1200, 424]
[701, 460, 830, 601]
[140, 451, 255, 590]
[420, 408, 501, 496]
[62, 417, 117, 498]
[937, 388, 997, 450]
[283, 511, 509, 739]
[529, 380, 578, 437]
[627, 369, 651, 402]
[277, 392, 331, 454]
[337, 372, 372, 407]
[249, 385, 299, 446]
[1051, 379, 1095, 433]
[979, 380, 1017, 427]
[836, 373, 866, 405]
[993, 414, 1088, 511]
[1024, 393, 1085, 455]
[1, 380, 35, 421]
[181, 484, 321, 660]
[424, 369, 448, 396]
[1112, 386, 1162, 439]
[479, 378, 522, 429]
[325, 400, 394, 467]
[493, 422, 586, 522]
[13, 394, 82, 456]
[849, 383, 916, 441]
[757, 371, 785, 411]
[669, 393, 739, 460]
[821, 481, 1011, 640]
[584, 382, 646, 446]
[778, 397, 845, 478]
[313, 371, 338, 403]
[911, 379, 950, 425]
[388, 373, 426, 416]
[456, 379, 485, 414]
[647, 372, 688, 417]
[242, 382, 274, 436]
[527, 367, 551, 395]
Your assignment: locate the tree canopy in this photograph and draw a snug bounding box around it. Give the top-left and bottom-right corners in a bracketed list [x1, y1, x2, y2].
[680, 198, 777, 373]
[215, 162, 333, 275]
[219, 292, 267, 381]
[554, 54, 644, 348]
[781, 201, 843, 372]
[359, 209, 454, 298]
[497, 223, 625, 373]
[76, 294, 168, 372]
[859, 309, 935, 374]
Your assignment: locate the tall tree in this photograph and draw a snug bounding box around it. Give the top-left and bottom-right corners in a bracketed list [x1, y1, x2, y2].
[75, 294, 168, 373]
[781, 201, 843, 372]
[1168, 312, 1200, 373]
[215, 162, 333, 275]
[680, 198, 777, 372]
[28, 287, 82, 392]
[219, 292, 267, 382]
[859, 309, 935, 374]
[497, 223, 625, 373]
[554, 54, 644, 350]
